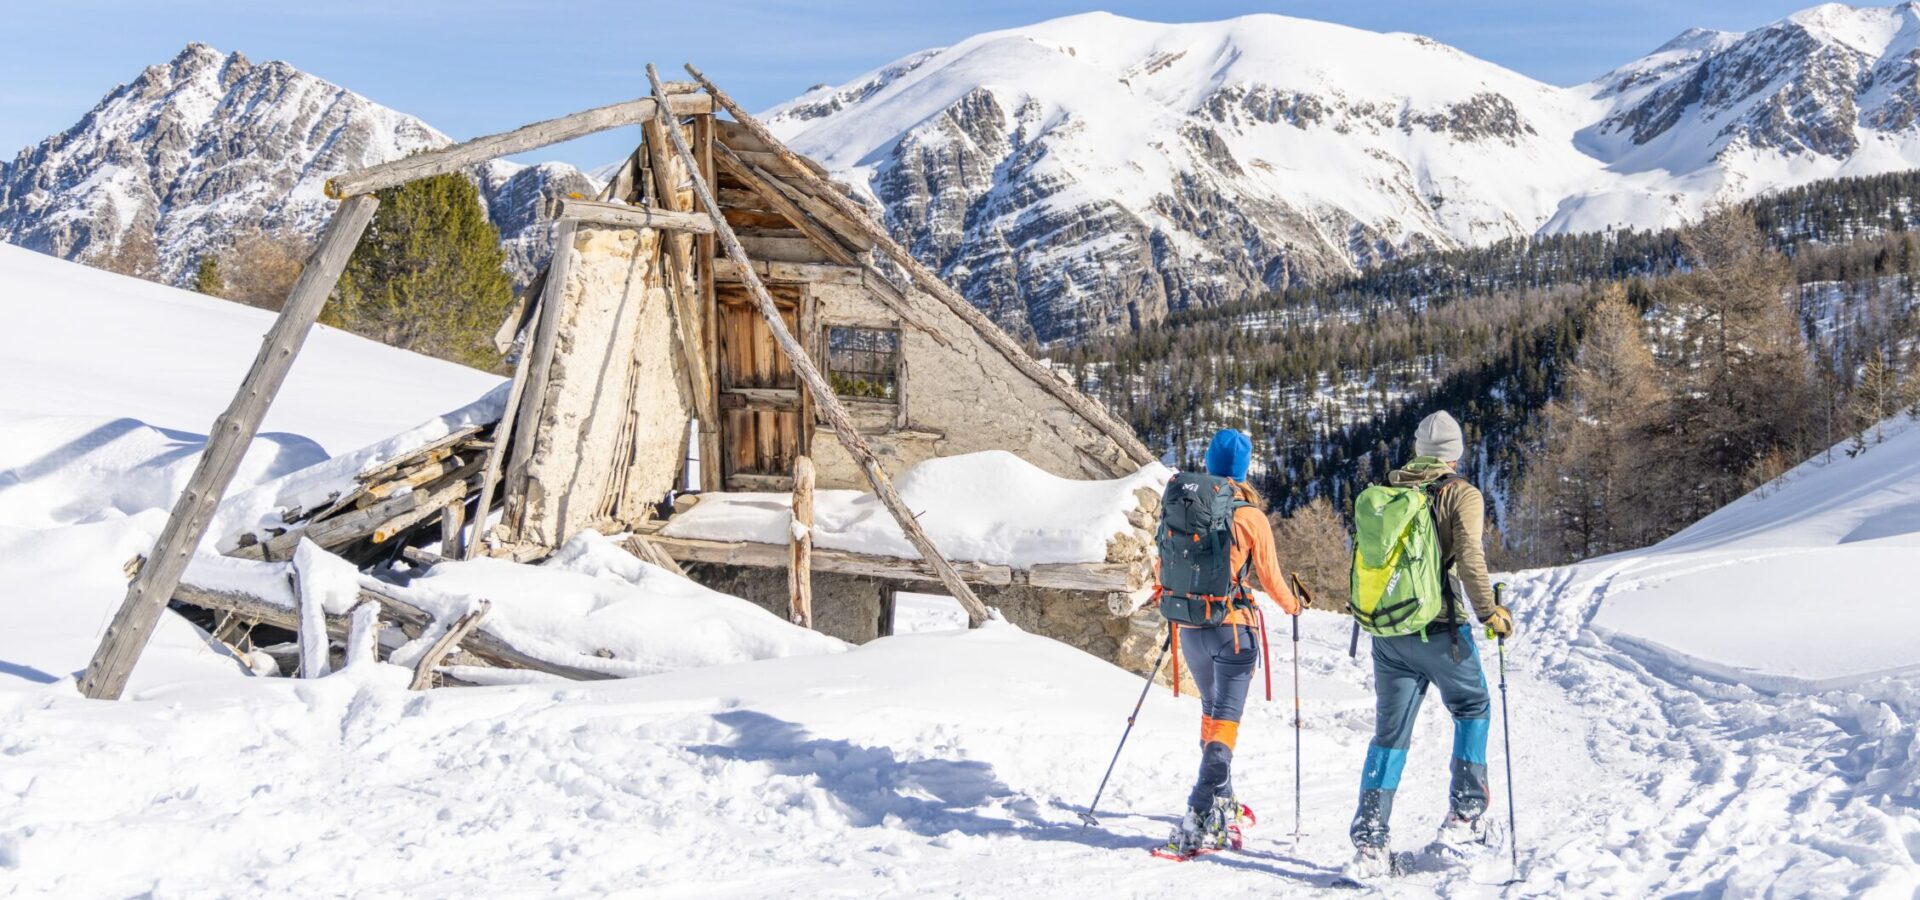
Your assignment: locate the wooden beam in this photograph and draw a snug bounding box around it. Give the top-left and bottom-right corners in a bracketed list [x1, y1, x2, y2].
[502, 220, 579, 540]
[789, 457, 815, 628]
[649, 64, 993, 628]
[641, 113, 720, 494]
[324, 95, 711, 198]
[713, 258, 863, 285]
[685, 64, 1155, 472]
[79, 195, 378, 701]
[410, 600, 490, 690]
[556, 198, 715, 233]
[648, 533, 1014, 586]
[464, 295, 542, 560]
[173, 580, 615, 682]
[713, 142, 857, 267]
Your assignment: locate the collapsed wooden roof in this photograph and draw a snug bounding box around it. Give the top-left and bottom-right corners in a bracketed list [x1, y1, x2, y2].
[80, 64, 1153, 700]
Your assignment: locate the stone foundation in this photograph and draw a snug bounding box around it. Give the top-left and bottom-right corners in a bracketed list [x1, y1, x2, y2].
[684, 563, 1188, 687]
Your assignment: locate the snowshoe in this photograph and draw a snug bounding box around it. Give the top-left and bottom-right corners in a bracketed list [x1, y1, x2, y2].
[1150, 803, 1242, 861]
[1424, 813, 1498, 864]
[1331, 846, 1410, 889]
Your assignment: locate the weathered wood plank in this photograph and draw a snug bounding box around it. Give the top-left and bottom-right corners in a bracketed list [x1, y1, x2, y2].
[651, 64, 992, 627]
[501, 220, 579, 539]
[79, 195, 378, 701]
[556, 198, 715, 233]
[464, 294, 542, 560]
[687, 64, 1155, 472]
[738, 234, 836, 264]
[648, 533, 1017, 586]
[410, 600, 490, 690]
[325, 95, 710, 198]
[714, 142, 858, 267]
[713, 257, 864, 286]
[720, 387, 801, 410]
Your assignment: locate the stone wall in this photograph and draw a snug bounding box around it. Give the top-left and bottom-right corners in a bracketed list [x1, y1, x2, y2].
[506, 224, 690, 548]
[683, 561, 1186, 685]
[801, 277, 1143, 490]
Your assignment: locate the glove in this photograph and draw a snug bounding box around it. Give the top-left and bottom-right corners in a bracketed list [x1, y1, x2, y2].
[1483, 605, 1515, 639]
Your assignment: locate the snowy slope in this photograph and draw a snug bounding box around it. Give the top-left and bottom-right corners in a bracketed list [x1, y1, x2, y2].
[1585, 416, 1920, 691]
[772, 3, 1920, 340]
[1, 258, 1917, 894]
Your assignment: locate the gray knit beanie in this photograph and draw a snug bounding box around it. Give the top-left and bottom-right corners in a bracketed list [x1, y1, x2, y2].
[1414, 411, 1464, 462]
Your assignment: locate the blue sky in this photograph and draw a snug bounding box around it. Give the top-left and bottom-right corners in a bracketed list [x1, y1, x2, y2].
[0, 1, 1831, 170]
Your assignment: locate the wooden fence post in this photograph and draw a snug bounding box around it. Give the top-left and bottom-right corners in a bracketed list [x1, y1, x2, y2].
[78, 194, 378, 700]
[790, 456, 815, 628]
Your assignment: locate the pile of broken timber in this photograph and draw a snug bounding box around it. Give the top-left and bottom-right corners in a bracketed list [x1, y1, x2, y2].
[176, 574, 614, 685]
[230, 426, 495, 565]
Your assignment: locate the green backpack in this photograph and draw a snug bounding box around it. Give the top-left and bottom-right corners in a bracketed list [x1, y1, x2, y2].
[1348, 478, 1453, 637]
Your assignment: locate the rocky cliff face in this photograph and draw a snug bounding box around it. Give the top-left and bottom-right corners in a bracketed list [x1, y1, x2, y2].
[0, 43, 590, 287]
[772, 4, 1920, 343]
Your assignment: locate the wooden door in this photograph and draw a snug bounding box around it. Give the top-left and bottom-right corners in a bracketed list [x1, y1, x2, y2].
[717, 283, 809, 490]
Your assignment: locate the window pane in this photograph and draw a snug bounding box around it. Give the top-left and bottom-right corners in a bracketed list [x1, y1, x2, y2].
[828, 326, 899, 399]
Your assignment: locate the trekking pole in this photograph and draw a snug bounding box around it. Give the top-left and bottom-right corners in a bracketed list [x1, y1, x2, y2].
[1288, 573, 1314, 843]
[1492, 582, 1520, 881]
[1080, 629, 1172, 827]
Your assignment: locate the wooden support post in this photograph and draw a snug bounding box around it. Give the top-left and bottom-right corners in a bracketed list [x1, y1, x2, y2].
[440, 500, 467, 559]
[293, 569, 330, 679]
[410, 600, 491, 690]
[464, 290, 543, 560]
[648, 66, 992, 627]
[345, 601, 380, 668]
[789, 456, 815, 628]
[692, 111, 722, 493]
[79, 194, 377, 700]
[324, 95, 711, 198]
[684, 64, 1154, 471]
[501, 219, 579, 540]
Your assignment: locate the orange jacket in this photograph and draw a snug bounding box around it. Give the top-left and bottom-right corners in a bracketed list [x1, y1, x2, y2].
[1223, 499, 1301, 624]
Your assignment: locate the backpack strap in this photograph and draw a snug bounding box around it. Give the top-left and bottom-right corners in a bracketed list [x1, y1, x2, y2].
[1227, 497, 1256, 605]
[1426, 474, 1466, 660]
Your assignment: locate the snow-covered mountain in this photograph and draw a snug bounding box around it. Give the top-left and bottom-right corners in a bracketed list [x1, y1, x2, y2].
[771, 3, 1920, 340]
[0, 43, 593, 286]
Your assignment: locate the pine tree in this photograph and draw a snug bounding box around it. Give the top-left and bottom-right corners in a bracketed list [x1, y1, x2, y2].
[327, 172, 512, 369]
[1848, 357, 1901, 454]
[190, 256, 223, 296]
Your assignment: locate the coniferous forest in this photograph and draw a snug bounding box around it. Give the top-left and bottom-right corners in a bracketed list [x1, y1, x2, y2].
[1056, 169, 1920, 570]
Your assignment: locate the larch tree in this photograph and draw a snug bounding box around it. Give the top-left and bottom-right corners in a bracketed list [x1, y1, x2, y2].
[327, 171, 512, 369]
[1657, 205, 1816, 520]
[1516, 285, 1665, 564]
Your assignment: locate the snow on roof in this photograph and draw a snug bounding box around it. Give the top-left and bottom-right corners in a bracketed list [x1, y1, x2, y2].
[661, 450, 1168, 567]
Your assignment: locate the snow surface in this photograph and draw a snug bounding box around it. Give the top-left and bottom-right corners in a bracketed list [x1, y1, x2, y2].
[1588, 415, 1920, 691]
[663, 450, 1168, 566]
[2, 246, 1917, 896]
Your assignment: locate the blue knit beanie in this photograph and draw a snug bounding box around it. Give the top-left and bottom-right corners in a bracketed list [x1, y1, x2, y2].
[1205, 429, 1251, 481]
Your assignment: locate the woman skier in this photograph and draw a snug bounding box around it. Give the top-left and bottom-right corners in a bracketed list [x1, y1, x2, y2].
[1162, 428, 1303, 857]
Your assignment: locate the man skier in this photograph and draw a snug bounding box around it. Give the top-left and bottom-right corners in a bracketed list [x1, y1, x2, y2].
[1344, 411, 1515, 881]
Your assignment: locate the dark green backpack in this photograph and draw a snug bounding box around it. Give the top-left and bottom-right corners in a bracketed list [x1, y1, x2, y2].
[1155, 472, 1253, 626]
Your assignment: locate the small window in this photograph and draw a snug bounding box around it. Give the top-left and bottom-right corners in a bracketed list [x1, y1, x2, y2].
[827, 326, 900, 400]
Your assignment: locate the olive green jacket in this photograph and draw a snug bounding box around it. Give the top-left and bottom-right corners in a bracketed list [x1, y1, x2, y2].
[1386, 457, 1497, 624]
